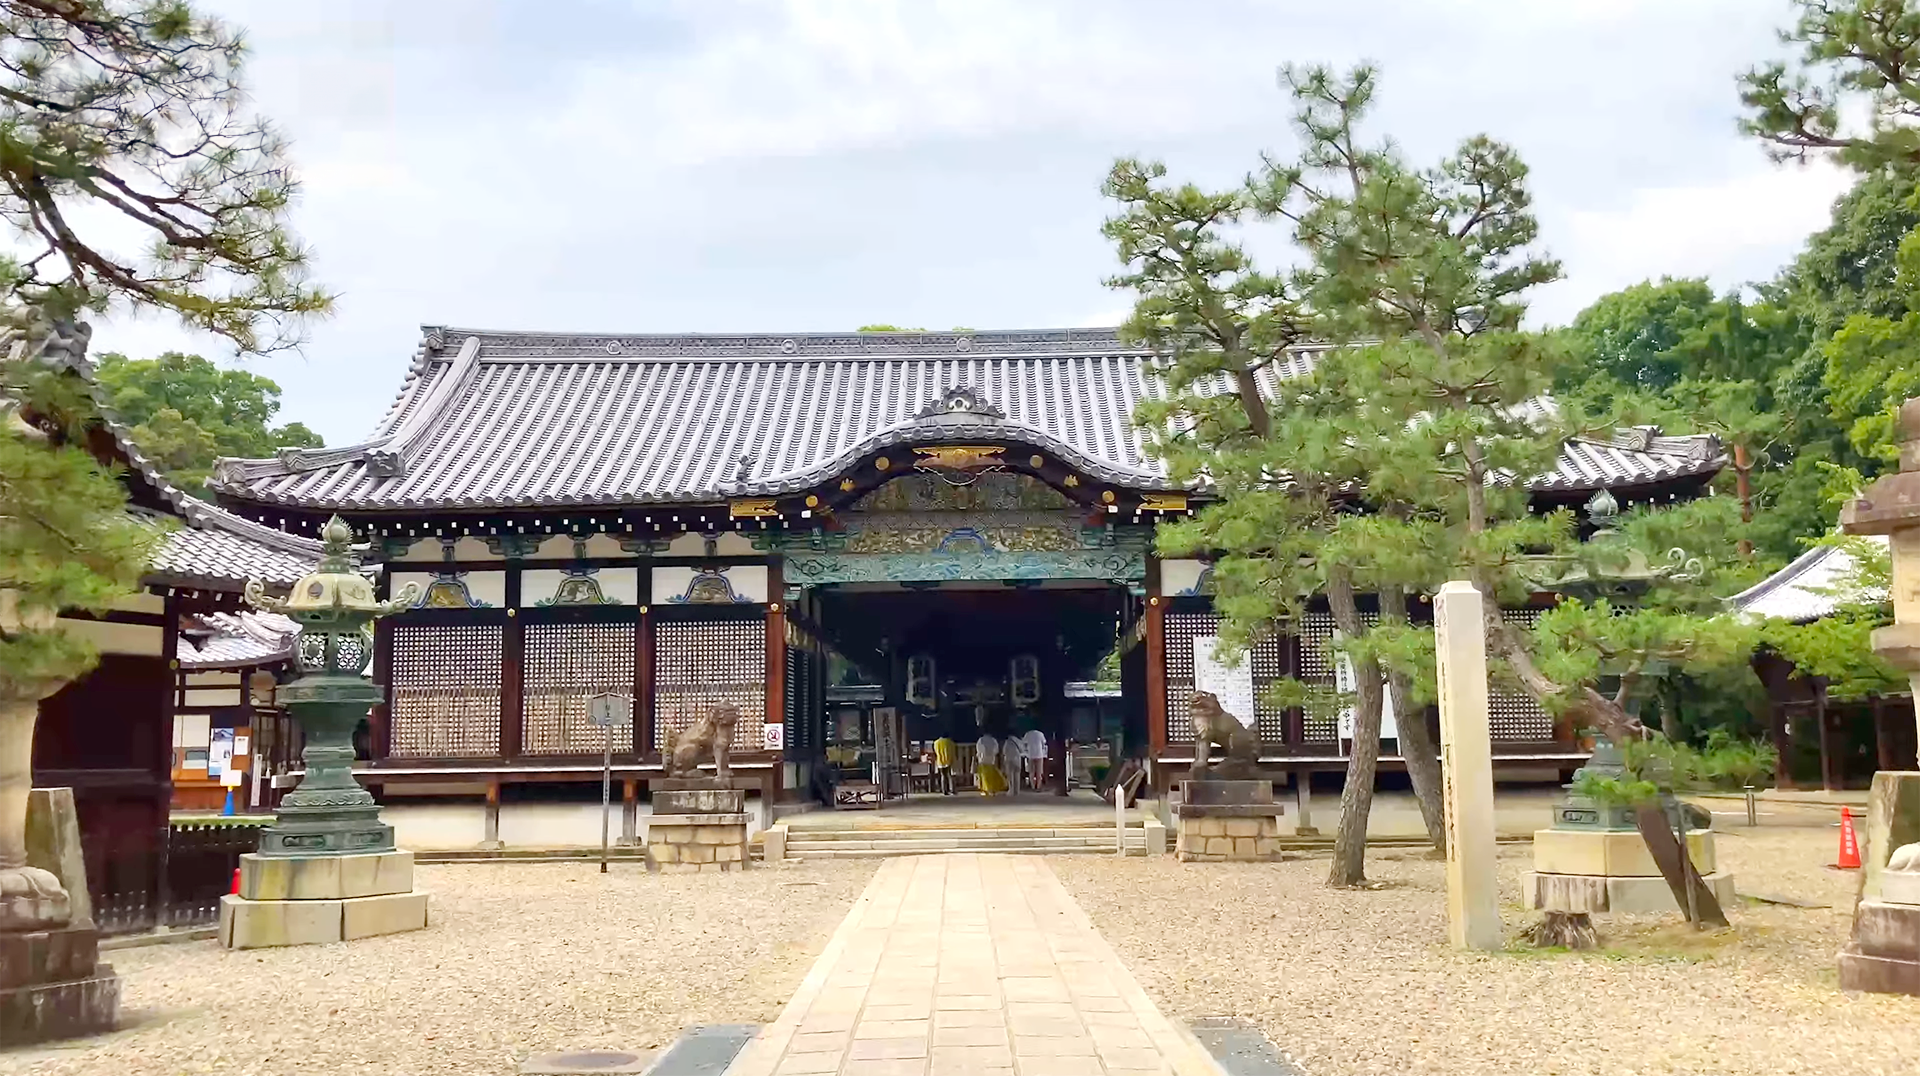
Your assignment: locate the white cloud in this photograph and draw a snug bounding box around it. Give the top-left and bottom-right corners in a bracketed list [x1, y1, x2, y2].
[1532, 155, 1854, 324]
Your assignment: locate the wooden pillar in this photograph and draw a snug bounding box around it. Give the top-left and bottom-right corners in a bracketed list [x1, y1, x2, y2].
[500, 609, 524, 759]
[767, 564, 787, 735]
[1872, 695, 1894, 773]
[1816, 681, 1838, 792]
[482, 777, 503, 849]
[619, 778, 639, 846]
[635, 606, 654, 757]
[1145, 596, 1166, 757]
[1769, 699, 1793, 790]
[371, 619, 393, 759]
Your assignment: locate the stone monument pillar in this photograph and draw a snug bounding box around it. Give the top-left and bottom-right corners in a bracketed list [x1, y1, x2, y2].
[0, 789, 117, 1045]
[218, 518, 431, 949]
[1834, 398, 1920, 993]
[1434, 580, 1500, 950]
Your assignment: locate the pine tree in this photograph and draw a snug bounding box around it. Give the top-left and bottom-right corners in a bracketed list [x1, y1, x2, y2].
[0, 0, 328, 926]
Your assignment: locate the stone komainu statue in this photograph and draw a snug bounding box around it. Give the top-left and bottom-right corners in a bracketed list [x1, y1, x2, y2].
[1188, 690, 1260, 779]
[663, 702, 740, 781]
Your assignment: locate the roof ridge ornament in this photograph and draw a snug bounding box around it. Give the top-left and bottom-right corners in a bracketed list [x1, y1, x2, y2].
[916, 385, 1004, 421]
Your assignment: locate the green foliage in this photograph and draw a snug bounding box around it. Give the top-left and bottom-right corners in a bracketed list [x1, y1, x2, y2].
[855, 324, 925, 332]
[1739, 0, 1920, 170]
[1759, 535, 1902, 700]
[0, 347, 163, 702]
[1558, 277, 1722, 392]
[93, 351, 321, 487]
[1572, 730, 1777, 806]
[1108, 64, 1742, 751]
[0, 0, 332, 352]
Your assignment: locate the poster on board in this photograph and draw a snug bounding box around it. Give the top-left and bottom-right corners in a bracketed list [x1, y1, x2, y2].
[207, 727, 235, 776]
[1191, 636, 1258, 729]
[1333, 646, 1399, 744]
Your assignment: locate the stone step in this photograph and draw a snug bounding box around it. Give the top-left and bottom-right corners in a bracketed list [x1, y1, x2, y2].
[788, 836, 1145, 857]
[789, 845, 1150, 859]
[782, 826, 1143, 842]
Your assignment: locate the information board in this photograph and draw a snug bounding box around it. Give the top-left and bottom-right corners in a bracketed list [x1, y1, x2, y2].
[1191, 636, 1258, 729]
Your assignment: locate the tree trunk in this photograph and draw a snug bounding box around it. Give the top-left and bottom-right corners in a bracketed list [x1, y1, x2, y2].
[1522, 911, 1598, 949]
[1326, 570, 1384, 887]
[1733, 443, 1753, 559]
[1380, 584, 1444, 853]
[0, 696, 72, 929]
[1633, 803, 1729, 927]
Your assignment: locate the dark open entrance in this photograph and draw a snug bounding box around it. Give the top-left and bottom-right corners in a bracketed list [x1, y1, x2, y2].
[810, 581, 1139, 805]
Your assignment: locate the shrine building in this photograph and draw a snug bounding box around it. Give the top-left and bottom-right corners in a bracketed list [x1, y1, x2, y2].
[207, 327, 1727, 842]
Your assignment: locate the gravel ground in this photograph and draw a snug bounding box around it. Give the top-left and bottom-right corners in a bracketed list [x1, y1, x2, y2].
[1, 860, 875, 1076]
[1053, 825, 1920, 1076]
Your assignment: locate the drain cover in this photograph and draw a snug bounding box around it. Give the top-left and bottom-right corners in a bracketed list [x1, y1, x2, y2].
[521, 1049, 656, 1074]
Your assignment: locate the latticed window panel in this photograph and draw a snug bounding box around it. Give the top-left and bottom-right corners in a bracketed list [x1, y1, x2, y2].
[522, 621, 635, 754]
[389, 624, 501, 757]
[1490, 607, 1552, 742]
[1162, 611, 1211, 744]
[1295, 611, 1360, 745]
[654, 619, 764, 751]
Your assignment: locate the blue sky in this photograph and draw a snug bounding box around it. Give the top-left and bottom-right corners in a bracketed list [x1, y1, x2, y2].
[91, 0, 1853, 446]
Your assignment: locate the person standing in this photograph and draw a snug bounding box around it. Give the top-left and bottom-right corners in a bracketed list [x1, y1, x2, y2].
[933, 736, 956, 795]
[975, 732, 1004, 795]
[1000, 733, 1026, 793]
[1022, 727, 1047, 792]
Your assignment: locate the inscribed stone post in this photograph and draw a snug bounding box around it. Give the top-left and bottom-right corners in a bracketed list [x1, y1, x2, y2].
[1434, 580, 1500, 950]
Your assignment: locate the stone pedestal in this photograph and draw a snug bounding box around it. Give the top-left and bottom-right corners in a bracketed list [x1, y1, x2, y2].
[646, 782, 749, 873]
[219, 850, 429, 949]
[1522, 827, 1732, 915]
[0, 925, 119, 1046]
[1174, 780, 1284, 862]
[1838, 771, 1920, 994]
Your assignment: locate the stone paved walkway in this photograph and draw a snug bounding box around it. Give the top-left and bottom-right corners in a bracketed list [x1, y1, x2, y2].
[725, 854, 1224, 1076]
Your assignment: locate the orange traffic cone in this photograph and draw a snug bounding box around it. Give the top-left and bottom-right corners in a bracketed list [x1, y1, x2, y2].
[1837, 807, 1862, 870]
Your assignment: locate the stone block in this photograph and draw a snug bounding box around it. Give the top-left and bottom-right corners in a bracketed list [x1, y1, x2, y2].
[240, 851, 415, 901]
[1143, 819, 1167, 856]
[647, 813, 750, 827]
[1225, 819, 1260, 838]
[654, 788, 746, 815]
[1204, 837, 1233, 855]
[220, 893, 344, 949]
[25, 788, 92, 928]
[1851, 899, 1920, 956]
[1840, 950, 1920, 995]
[0, 972, 119, 1046]
[1181, 780, 1274, 805]
[1861, 771, 1920, 904]
[764, 825, 788, 862]
[1531, 829, 1714, 877]
[1520, 871, 1737, 915]
[0, 926, 98, 990]
[341, 891, 430, 941]
[1255, 838, 1282, 856]
[716, 844, 745, 863]
[685, 844, 716, 864]
[1882, 872, 1920, 906]
[1232, 837, 1256, 856]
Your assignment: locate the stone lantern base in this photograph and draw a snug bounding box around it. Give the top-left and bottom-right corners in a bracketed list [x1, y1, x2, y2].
[0, 926, 120, 1046]
[645, 780, 750, 874]
[219, 850, 429, 949]
[1174, 780, 1286, 862]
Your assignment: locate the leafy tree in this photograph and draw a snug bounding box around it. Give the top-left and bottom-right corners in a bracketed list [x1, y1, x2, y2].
[1557, 278, 1721, 392]
[0, 0, 327, 917]
[1109, 66, 1752, 912]
[93, 350, 321, 487]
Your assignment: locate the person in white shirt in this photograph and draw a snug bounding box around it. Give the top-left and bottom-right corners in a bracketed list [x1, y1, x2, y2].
[1000, 735, 1025, 792]
[1022, 728, 1047, 791]
[974, 733, 999, 793]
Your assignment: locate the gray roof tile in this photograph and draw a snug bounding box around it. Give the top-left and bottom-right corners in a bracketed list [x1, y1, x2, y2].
[210, 327, 1725, 511]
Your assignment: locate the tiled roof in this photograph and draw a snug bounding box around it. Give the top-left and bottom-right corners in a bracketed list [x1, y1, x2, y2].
[147, 496, 323, 591]
[8, 314, 325, 592]
[1729, 536, 1890, 623]
[177, 610, 298, 669]
[210, 327, 1726, 511]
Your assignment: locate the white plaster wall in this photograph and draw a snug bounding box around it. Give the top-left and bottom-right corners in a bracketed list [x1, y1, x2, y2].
[662, 531, 760, 556]
[382, 796, 765, 850]
[1159, 559, 1208, 597]
[390, 536, 502, 563]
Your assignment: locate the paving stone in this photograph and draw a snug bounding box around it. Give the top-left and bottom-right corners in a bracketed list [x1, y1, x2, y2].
[849, 1038, 932, 1061]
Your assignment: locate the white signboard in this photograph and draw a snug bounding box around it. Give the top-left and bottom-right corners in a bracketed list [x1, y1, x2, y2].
[220, 768, 245, 788]
[763, 723, 785, 751]
[1191, 636, 1257, 729]
[586, 693, 633, 727]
